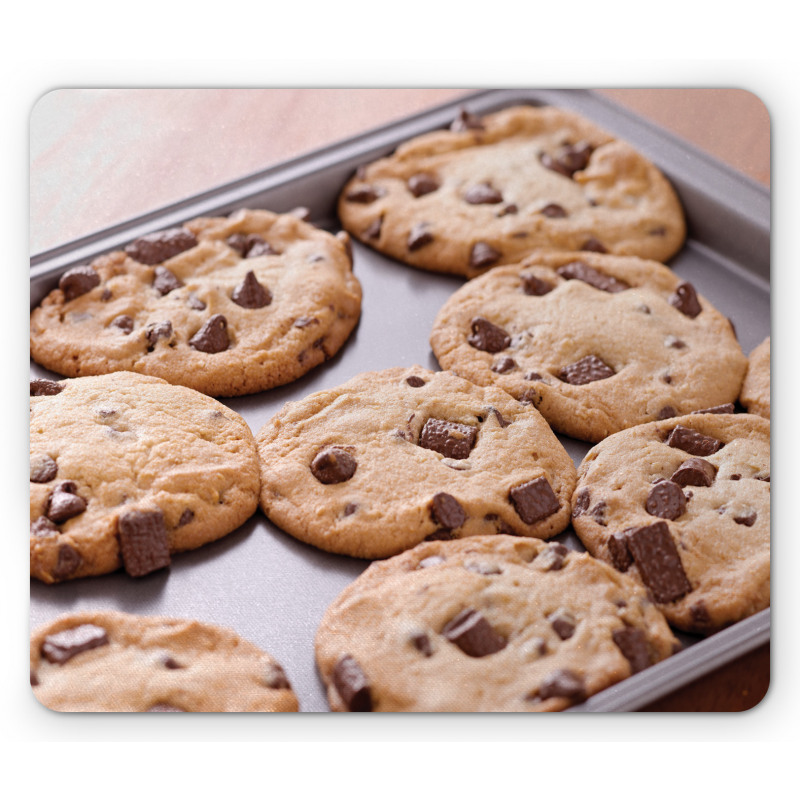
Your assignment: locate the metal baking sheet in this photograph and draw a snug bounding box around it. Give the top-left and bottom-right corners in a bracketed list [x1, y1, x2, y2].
[30, 89, 770, 712]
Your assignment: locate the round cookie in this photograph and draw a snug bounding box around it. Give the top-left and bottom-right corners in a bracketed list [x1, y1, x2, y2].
[740, 336, 770, 419]
[571, 413, 770, 634]
[31, 610, 298, 712]
[315, 535, 679, 712]
[338, 104, 686, 279]
[257, 366, 577, 559]
[30, 208, 362, 397]
[430, 249, 747, 443]
[30, 372, 260, 583]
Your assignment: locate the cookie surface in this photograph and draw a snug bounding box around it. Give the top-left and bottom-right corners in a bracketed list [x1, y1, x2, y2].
[740, 336, 770, 419]
[571, 413, 770, 633]
[257, 366, 577, 559]
[30, 208, 362, 397]
[30, 372, 260, 583]
[430, 250, 747, 442]
[31, 610, 298, 712]
[338, 104, 686, 279]
[315, 535, 679, 712]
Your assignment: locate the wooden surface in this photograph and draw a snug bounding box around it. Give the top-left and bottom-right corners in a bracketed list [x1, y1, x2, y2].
[29, 88, 771, 712]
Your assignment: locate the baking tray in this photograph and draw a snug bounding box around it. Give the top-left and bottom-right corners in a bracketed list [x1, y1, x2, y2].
[29, 89, 771, 712]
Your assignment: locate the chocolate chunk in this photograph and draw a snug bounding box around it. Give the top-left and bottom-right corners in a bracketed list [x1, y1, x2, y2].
[46, 482, 87, 523]
[189, 314, 230, 353]
[231, 270, 272, 309]
[263, 663, 291, 690]
[245, 237, 277, 258]
[665, 425, 723, 456]
[540, 203, 567, 218]
[419, 419, 477, 460]
[147, 704, 185, 712]
[117, 509, 171, 577]
[559, 354, 615, 385]
[464, 183, 503, 204]
[548, 608, 576, 640]
[146, 320, 173, 349]
[536, 669, 586, 701]
[178, 509, 194, 526]
[431, 493, 467, 530]
[657, 406, 678, 420]
[110, 315, 134, 334]
[41, 624, 109, 665]
[30, 516, 59, 537]
[536, 542, 569, 571]
[450, 109, 484, 132]
[488, 406, 510, 427]
[665, 335, 686, 349]
[626, 521, 692, 603]
[692, 403, 735, 415]
[153, 266, 184, 295]
[53, 544, 83, 580]
[671, 457, 717, 488]
[346, 186, 383, 204]
[30, 455, 58, 483]
[125, 228, 197, 265]
[442, 608, 506, 657]
[645, 480, 687, 520]
[557, 261, 629, 293]
[162, 656, 183, 670]
[469, 242, 502, 270]
[491, 356, 516, 374]
[571, 488, 607, 524]
[30, 671, 39, 687]
[690, 600, 712, 627]
[59, 265, 101, 301]
[226, 233, 249, 255]
[410, 633, 434, 656]
[30, 378, 63, 396]
[612, 627, 652, 674]
[540, 141, 593, 178]
[498, 203, 518, 216]
[408, 223, 434, 251]
[332, 655, 372, 711]
[406, 375, 426, 387]
[363, 217, 383, 240]
[581, 237, 608, 253]
[521, 273, 554, 296]
[607, 531, 633, 572]
[408, 173, 439, 197]
[343, 503, 358, 516]
[509, 477, 560, 524]
[310, 447, 357, 484]
[467, 317, 510, 352]
[734, 510, 757, 526]
[669, 282, 702, 318]
[187, 294, 206, 311]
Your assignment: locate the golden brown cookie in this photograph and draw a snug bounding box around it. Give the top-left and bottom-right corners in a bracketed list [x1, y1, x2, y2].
[740, 336, 770, 419]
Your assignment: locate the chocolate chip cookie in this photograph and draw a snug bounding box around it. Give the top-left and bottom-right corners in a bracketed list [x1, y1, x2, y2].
[315, 535, 679, 711]
[740, 336, 770, 419]
[338, 104, 686, 279]
[31, 610, 298, 711]
[257, 366, 577, 559]
[430, 250, 747, 443]
[30, 208, 362, 397]
[571, 413, 770, 633]
[30, 372, 260, 583]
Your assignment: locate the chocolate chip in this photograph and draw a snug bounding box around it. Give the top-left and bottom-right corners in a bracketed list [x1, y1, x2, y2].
[419, 419, 477, 460]
[58, 265, 101, 301]
[406, 375, 426, 387]
[408, 223, 434, 251]
[608, 530, 634, 572]
[690, 600, 712, 626]
[263, 663, 291, 690]
[626, 521, 692, 604]
[665, 335, 686, 349]
[431, 493, 466, 530]
[110, 315, 134, 334]
[442, 608, 506, 657]
[125, 228, 197, 265]
[226, 233, 249, 255]
[189, 314, 230, 353]
[665, 425, 723, 456]
[30, 516, 59, 537]
[540, 141, 593, 178]
[162, 656, 183, 670]
[657, 406, 678, 420]
[559, 354, 615, 385]
[536, 542, 569, 571]
[571, 488, 606, 524]
[536, 669, 586, 701]
[30, 455, 58, 483]
[548, 608, 576, 640]
[30, 379, 63, 396]
[41, 624, 109, 665]
[540, 203, 567, 218]
[410, 633, 434, 656]
[178, 509, 194, 526]
[450, 109, 484, 132]
[245, 237, 277, 258]
[53, 544, 83, 579]
[469, 242, 502, 270]
[46, 482, 87, 523]
[332, 655, 372, 711]
[734, 510, 757, 526]
[467, 317, 510, 353]
[30, 671, 39, 687]
[692, 403, 735, 415]
[117, 509, 171, 578]
[153, 266, 184, 295]
[557, 261, 629, 293]
[310, 446, 357, 484]
[612, 627, 652, 674]
[488, 406, 511, 428]
[231, 270, 272, 309]
[146, 320, 173, 349]
[346, 186, 383, 204]
[187, 294, 206, 310]
[581, 237, 608, 253]
[671, 457, 717, 487]
[408, 173, 439, 197]
[509, 477, 560, 524]
[363, 217, 382, 240]
[498, 203, 518, 216]
[343, 503, 358, 516]
[521, 273, 554, 296]
[147, 704, 185, 712]
[645, 480, 687, 520]
[491, 356, 516, 374]
[464, 183, 503, 204]
[669, 282, 702, 318]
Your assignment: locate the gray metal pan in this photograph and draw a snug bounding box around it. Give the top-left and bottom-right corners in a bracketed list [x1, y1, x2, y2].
[30, 89, 770, 712]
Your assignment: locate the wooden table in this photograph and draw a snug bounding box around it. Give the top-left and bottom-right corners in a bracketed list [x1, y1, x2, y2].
[29, 88, 770, 712]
